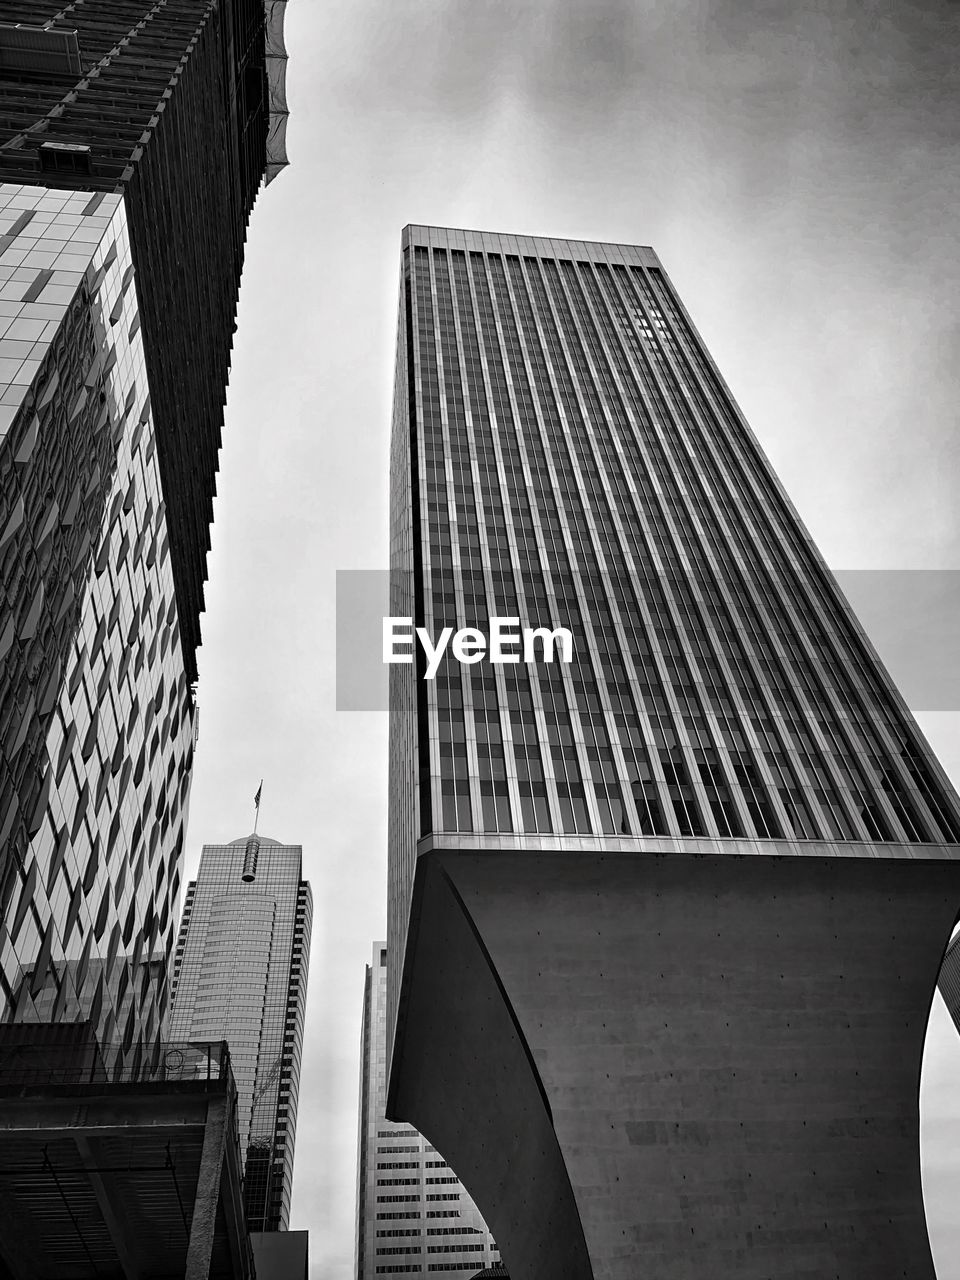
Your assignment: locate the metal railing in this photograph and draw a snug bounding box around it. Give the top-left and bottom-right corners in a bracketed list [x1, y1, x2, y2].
[0, 1037, 234, 1089]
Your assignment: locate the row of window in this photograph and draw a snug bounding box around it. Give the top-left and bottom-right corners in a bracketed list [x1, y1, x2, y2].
[401, 244, 960, 848]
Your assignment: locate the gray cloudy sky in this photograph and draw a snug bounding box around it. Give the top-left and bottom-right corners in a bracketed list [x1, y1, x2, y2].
[180, 2, 960, 1276]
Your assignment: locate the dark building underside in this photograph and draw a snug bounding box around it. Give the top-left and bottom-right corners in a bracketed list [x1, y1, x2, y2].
[389, 849, 960, 1280]
[0, 1031, 253, 1279]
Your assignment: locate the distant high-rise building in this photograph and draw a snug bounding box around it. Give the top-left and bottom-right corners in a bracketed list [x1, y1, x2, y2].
[355, 941, 500, 1280]
[170, 835, 312, 1234]
[386, 226, 960, 1279]
[0, 1, 287, 1050]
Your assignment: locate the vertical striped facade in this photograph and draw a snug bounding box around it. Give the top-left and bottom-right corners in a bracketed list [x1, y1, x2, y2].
[386, 226, 960, 1280]
[398, 227, 959, 841]
[388, 226, 960, 1041]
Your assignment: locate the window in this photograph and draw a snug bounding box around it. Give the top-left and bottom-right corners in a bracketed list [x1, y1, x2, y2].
[39, 141, 92, 174]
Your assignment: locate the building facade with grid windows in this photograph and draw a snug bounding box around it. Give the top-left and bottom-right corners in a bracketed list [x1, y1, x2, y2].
[385, 226, 960, 1280]
[169, 835, 312, 1234]
[355, 941, 501, 1280]
[0, 0, 287, 1056]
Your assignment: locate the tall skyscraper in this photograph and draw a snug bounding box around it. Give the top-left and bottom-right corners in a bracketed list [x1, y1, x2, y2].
[170, 834, 312, 1234]
[0, 1, 287, 1050]
[386, 227, 960, 1279]
[355, 941, 501, 1280]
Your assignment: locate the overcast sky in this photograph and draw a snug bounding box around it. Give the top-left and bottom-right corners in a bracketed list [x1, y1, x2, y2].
[180, 2, 960, 1277]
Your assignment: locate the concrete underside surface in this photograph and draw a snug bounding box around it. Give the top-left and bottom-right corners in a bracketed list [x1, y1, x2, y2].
[388, 850, 960, 1280]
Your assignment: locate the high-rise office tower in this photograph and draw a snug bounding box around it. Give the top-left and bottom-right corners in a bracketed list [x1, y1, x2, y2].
[386, 227, 960, 1280]
[355, 941, 501, 1280]
[170, 834, 312, 1234]
[0, 2, 287, 1048]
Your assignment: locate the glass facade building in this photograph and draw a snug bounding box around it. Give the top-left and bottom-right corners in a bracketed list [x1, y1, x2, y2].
[355, 942, 500, 1280]
[0, 184, 193, 1049]
[386, 226, 960, 1280]
[0, 0, 289, 680]
[0, 1, 287, 1055]
[170, 836, 312, 1233]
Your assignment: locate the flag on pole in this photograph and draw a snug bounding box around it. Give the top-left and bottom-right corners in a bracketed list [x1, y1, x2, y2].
[254, 781, 262, 809]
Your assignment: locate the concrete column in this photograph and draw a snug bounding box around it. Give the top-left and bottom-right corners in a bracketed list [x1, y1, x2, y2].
[186, 1095, 228, 1280]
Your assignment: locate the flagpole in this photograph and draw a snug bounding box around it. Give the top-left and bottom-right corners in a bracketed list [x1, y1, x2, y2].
[253, 779, 263, 834]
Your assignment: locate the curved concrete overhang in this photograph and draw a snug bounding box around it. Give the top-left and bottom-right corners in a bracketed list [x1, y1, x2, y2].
[263, 0, 289, 184]
[388, 852, 594, 1280]
[389, 848, 960, 1280]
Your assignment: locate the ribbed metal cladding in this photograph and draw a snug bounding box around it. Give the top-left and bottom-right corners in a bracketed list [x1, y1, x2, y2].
[387, 224, 960, 1055]
[939, 933, 960, 1035]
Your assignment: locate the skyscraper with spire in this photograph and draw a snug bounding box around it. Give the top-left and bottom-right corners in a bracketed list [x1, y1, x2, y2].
[170, 834, 312, 1234]
[385, 225, 960, 1280]
[0, 0, 288, 1051]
